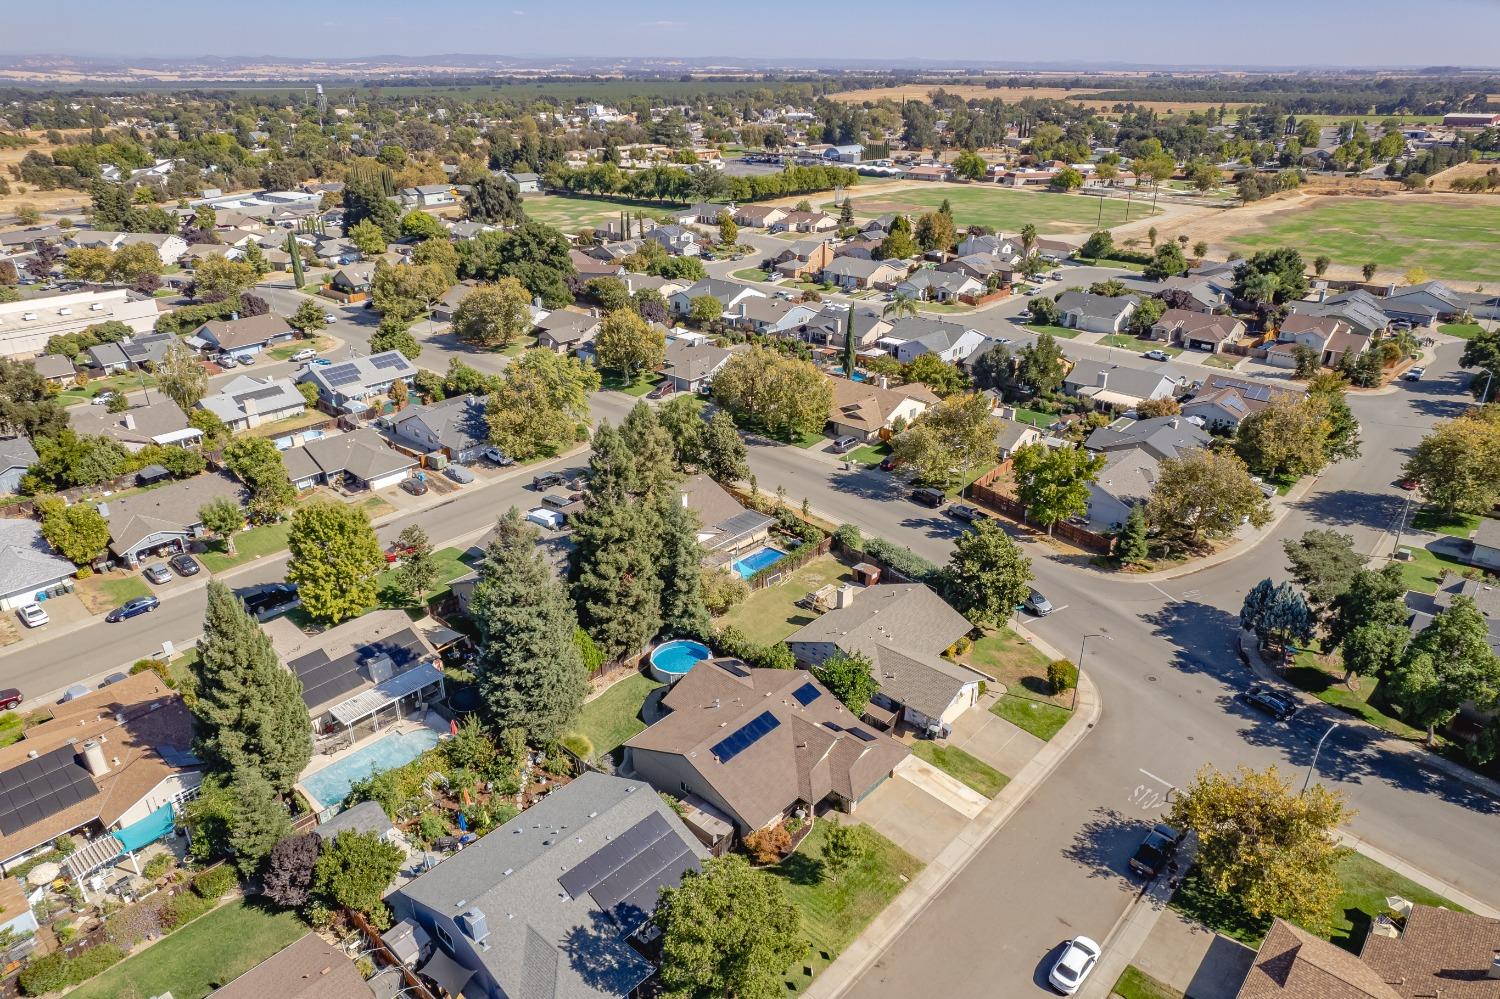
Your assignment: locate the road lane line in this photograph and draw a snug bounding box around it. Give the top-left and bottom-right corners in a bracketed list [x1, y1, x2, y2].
[1137, 768, 1175, 788]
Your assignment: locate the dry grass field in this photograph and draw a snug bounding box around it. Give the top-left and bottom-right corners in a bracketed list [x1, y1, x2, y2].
[0, 129, 93, 217]
[829, 84, 1246, 114]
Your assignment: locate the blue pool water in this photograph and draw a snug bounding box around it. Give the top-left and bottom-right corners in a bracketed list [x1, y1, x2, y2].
[732, 545, 788, 580]
[650, 639, 713, 678]
[301, 728, 442, 809]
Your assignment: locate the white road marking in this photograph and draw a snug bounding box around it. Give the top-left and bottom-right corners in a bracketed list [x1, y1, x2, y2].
[1138, 768, 1176, 789]
[1128, 785, 1165, 810]
[1049, 604, 1069, 614]
[1147, 582, 1175, 602]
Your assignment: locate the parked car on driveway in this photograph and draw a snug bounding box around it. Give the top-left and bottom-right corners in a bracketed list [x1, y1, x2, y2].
[401, 476, 429, 496]
[16, 603, 47, 629]
[1129, 824, 1183, 878]
[1024, 588, 1054, 616]
[829, 435, 861, 454]
[216, 354, 238, 368]
[1242, 682, 1299, 721]
[143, 563, 173, 585]
[483, 447, 514, 466]
[105, 595, 160, 622]
[291, 348, 317, 362]
[168, 553, 199, 577]
[241, 584, 298, 620]
[444, 465, 475, 484]
[647, 383, 675, 400]
[0, 688, 21, 710]
[61, 684, 92, 703]
[1049, 937, 1101, 995]
[323, 313, 338, 323]
[910, 487, 945, 508]
[98, 672, 128, 688]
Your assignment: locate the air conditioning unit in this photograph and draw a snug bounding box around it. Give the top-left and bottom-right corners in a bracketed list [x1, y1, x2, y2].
[57, 307, 71, 316]
[21, 313, 36, 321]
[90, 303, 105, 311]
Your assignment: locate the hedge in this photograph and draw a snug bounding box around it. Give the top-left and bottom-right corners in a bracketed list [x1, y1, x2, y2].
[19, 944, 126, 995]
[712, 626, 796, 670]
[192, 864, 236, 901]
[862, 537, 942, 584]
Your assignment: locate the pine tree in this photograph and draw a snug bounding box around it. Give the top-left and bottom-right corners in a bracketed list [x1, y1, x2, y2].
[658, 499, 710, 639]
[227, 767, 292, 877]
[471, 508, 588, 745]
[1116, 504, 1149, 566]
[193, 581, 312, 793]
[286, 232, 304, 288]
[842, 304, 857, 378]
[620, 403, 679, 501]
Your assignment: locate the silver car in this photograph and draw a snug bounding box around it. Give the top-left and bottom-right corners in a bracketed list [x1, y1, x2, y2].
[1024, 588, 1054, 616]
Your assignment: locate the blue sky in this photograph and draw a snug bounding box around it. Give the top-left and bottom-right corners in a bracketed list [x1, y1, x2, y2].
[6, 0, 1500, 67]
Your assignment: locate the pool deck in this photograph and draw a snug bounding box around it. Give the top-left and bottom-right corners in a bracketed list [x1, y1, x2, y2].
[297, 712, 450, 814]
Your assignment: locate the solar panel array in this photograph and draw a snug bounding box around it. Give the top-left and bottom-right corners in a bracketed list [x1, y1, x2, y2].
[372, 353, 408, 371]
[848, 727, 876, 743]
[322, 363, 362, 388]
[710, 710, 780, 763]
[791, 682, 821, 706]
[557, 812, 701, 932]
[0, 745, 98, 836]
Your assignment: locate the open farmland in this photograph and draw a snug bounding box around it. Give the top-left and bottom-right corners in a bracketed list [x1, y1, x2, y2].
[0, 129, 93, 217]
[837, 183, 1158, 234]
[1217, 194, 1500, 285]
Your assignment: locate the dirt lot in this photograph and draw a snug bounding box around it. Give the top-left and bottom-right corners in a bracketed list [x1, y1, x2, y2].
[1428, 161, 1500, 192]
[0, 129, 92, 218]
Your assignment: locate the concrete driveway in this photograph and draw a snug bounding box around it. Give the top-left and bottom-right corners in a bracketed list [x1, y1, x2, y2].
[854, 766, 972, 863]
[944, 694, 1047, 777]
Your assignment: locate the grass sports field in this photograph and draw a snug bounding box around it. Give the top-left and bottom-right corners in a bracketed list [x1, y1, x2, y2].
[840, 185, 1156, 234]
[1225, 198, 1500, 284]
[522, 192, 683, 231]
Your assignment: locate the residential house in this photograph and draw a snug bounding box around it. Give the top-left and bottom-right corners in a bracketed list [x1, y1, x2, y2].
[644, 224, 701, 257]
[68, 390, 203, 453]
[674, 202, 733, 226]
[1083, 414, 1211, 461]
[994, 418, 1042, 460]
[1181, 376, 1301, 431]
[119, 332, 179, 370]
[771, 210, 838, 234]
[66, 230, 188, 267]
[430, 281, 479, 323]
[823, 143, 864, 162]
[938, 253, 1013, 287]
[1033, 237, 1076, 262]
[1152, 275, 1229, 313]
[586, 239, 644, 264]
[834, 237, 883, 260]
[881, 316, 987, 364]
[904, 164, 953, 182]
[569, 249, 627, 279]
[1380, 280, 1466, 328]
[658, 341, 738, 394]
[181, 243, 243, 267]
[29, 354, 77, 385]
[297, 351, 417, 415]
[620, 273, 685, 299]
[860, 214, 899, 239]
[0, 672, 202, 877]
[0, 288, 159, 358]
[1063, 359, 1188, 409]
[328, 262, 376, 300]
[894, 269, 984, 304]
[209, 933, 374, 999]
[1149, 309, 1246, 353]
[731, 296, 818, 334]
[1288, 288, 1389, 337]
[534, 310, 603, 354]
[100, 472, 244, 566]
[668, 278, 766, 317]
[821, 257, 905, 291]
[503, 171, 540, 193]
[0, 437, 36, 494]
[268, 609, 444, 742]
[626, 660, 907, 835]
[826, 375, 939, 442]
[0, 518, 77, 607]
[313, 800, 397, 846]
[767, 238, 834, 280]
[388, 394, 491, 464]
[189, 312, 295, 360]
[390, 772, 707, 999]
[787, 583, 987, 733]
[198, 375, 306, 431]
[1466, 518, 1500, 575]
[793, 305, 891, 350]
[281, 428, 417, 492]
[1084, 446, 1163, 533]
[956, 233, 1019, 258]
[1267, 314, 1372, 368]
[676, 474, 775, 560]
[733, 204, 788, 229]
[83, 341, 131, 374]
[1231, 906, 1500, 999]
[1055, 291, 1139, 333]
[399, 184, 457, 208]
[315, 239, 361, 269]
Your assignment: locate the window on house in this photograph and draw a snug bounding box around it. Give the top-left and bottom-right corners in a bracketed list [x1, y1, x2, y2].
[435, 922, 453, 949]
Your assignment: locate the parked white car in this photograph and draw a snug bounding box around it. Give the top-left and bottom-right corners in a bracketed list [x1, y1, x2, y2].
[1049, 937, 1101, 995]
[16, 603, 48, 629]
[291, 348, 317, 362]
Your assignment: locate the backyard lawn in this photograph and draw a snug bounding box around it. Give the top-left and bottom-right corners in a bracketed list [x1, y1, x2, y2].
[571, 672, 664, 760]
[715, 555, 852, 647]
[774, 821, 923, 994]
[1226, 199, 1500, 284]
[841, 185, 1157, 234]
[991, 694, 1072, 742]
[68, 900, 307, 999]
[1170, 849, 1463, 953]
[910, 741, 1010, 798]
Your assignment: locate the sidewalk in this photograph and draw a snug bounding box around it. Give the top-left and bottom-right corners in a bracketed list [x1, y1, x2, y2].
[803, 656, 1101, 999]
[1076, 837, 1198, 999]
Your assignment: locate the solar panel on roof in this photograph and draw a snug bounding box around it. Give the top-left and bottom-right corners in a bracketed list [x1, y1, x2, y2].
[0, 744, 98, 836]
[791, 682, 821, 706]
[371, 353, 407, 370]
[710, 710, 780, 763]
[559, 811, 671, 899]
[847, 727, 877, 743]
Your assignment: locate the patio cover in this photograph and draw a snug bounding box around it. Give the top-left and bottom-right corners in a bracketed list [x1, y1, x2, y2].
[328, 662, 444, 728]
[114, 802, 176, 852]
[419, 947, 476, 997]
[61, 834, 123, 883]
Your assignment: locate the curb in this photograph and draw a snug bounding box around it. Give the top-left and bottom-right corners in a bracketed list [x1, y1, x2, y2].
[804, 651, 1102, 999]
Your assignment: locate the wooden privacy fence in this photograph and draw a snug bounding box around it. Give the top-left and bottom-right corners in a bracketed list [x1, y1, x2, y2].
[746, 537, 832, 591]
[968, 463, 1116, 554]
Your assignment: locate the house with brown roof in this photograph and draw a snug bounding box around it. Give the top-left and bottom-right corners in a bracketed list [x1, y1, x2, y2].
[0, 671, 202, 876]
[821, 257, 905, 291]
[1149, 309, 1247, 354]
[624, 659, 909, 834]
[787, 583, 986, 733]
[1234, 905, 1500, 999]
[768, 238, 835, 280]
[67, 389, 203, 453]
[210, 932, 374, 999]
[102, 471, 244, 566]
[733, 204, 789, 229]
[826, 375, 939, 442]
[1267, 315, 1372, 369]
[677, 473, 774, 559]
[1181, 376, 1302, 431]
[534, 310, 602, 354]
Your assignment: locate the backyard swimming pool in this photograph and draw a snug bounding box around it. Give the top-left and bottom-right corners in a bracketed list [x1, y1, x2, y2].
[731, 545, 788, 580]
[301, 727, 442, 810]
[649, 639, 713, 683]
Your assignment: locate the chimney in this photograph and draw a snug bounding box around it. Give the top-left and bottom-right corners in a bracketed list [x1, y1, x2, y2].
[230, 311, 239, 322]
[81, 740, 109, 777]
[243, 393, 259, 417]
[877, 375, 889, 390]
[1000, 405, 1016, 420]
[680, 491, 689, 508]
[123, 412, 136, 430]
[1096, 370, 1109, 389]
[1488, 952, 1500, 980]
[96, 501, 110, 519]
[835, 583, 857, 608]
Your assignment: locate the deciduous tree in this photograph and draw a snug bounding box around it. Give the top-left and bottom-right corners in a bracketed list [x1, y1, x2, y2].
[37, 497, 109, 566]
[1147, 449, 1271, 550]
[451, 277, 533, 348]
[486, 349, 598, 460]
[1402, 407, 1500, 515]
[711, 347, 832, 441]
[312, 830, 404, 919]
[156, 338, 208, 411]
[1390, 595, 1500, 747]
[197, 496, 244, 556]
[595, 308, 667, 377]
[943, 518, 1033, 625]
[890, 392, 998, 489]
[285, 501, 386, 623]
[820, 823, 869, 882]
[813, 651, 878, 715]
[1011, 442, 1105, 534]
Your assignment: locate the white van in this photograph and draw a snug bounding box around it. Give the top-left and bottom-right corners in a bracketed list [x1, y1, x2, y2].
[526, 508, 565, 531]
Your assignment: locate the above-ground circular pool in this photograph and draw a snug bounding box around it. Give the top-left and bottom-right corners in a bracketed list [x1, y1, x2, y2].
[649, 639, 712, 683]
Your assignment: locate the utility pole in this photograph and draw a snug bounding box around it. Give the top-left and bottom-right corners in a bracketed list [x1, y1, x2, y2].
[1075, 631, 1110, 711]
[1303, 720, 1342, 794]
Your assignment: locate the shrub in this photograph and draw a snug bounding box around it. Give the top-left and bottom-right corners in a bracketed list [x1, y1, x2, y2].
[701, 568, 749, 615]
[19, 944, 127, 995]
[416, 813, 449, 846]
[757, 642, 796, 670]
[143, 853, 173, 880]
[863, 537, 941, 583]
[560, 732, 594, 760]
[833, 523, 864, 553]
[543, 752, 570, 776]
[1047, 658, 1078, 694]
[743, 824, 792, 865]
[52, 835, 76, 856]
[191, 864, 236, 900]
[158, 889, 213, 930]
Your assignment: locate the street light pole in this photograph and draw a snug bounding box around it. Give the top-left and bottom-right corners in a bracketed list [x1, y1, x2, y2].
[1302, 720, 1342, 794]
[1075, 631, 1110, 710]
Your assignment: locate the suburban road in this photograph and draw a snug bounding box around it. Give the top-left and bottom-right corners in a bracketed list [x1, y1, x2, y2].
[4, 260, 1494, 995]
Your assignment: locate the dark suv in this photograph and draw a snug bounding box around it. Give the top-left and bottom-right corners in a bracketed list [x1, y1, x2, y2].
[532, 471, 566, 491]
[1129, 824, 1183, 878]
[911, 487, 945, 508]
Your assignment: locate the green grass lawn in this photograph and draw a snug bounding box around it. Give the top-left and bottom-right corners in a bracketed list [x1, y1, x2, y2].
[76, 573, 152, 614]
[991, 693, 1072, 741]
[792, 429, 826, 448]
[910, 741, 1010, 797]
[1226, 199, 1500, 284]
[522, 191, 684, 230]
[197, 521, 294, 572]
[1201, 354, 1242, 369]
[376, 547, 473, 606]
[1286, 649, 1430, 742]
[1113, 966, 1184, 999]
[1010, 406, 1058, 428]
[773, 821, 923, 994]
[265, 335, 333, 361]
[1099, 333, 1147, 350]
[843, 185, 1156, 234]
[1393, 544, 1467, 594]
[847, 442, 891, 467]
[68, 900, 307, 999]
[1170, 849, 1463, 953]
[732, 267, 774, 282]
[1025, 322, 1080, 340]
[959, 627, 1056, 685]
[571, 672, 665, 760]
[601, 370, 662, 396]
[1411, 508, 1481, 538]
[1439, 322, 1485, 340]
[715, 555, 852, 647]
[57, 372, 158, 407]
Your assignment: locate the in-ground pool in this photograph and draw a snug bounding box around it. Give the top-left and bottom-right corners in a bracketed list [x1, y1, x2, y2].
[731, 545, 788, 580]
[301, 727, 442, 810]
[649, 639, 713, 683]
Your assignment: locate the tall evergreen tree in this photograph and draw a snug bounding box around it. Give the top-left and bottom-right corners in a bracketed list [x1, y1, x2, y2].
[227, 767, 293, 877]
[193, 581, 312, 793]
[658, 499, 710, 639]
[842, 305, 857, 378]
[286, 232, 304, 288]
[471, 508, 588, 744]
[620, 403, 679, 500]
